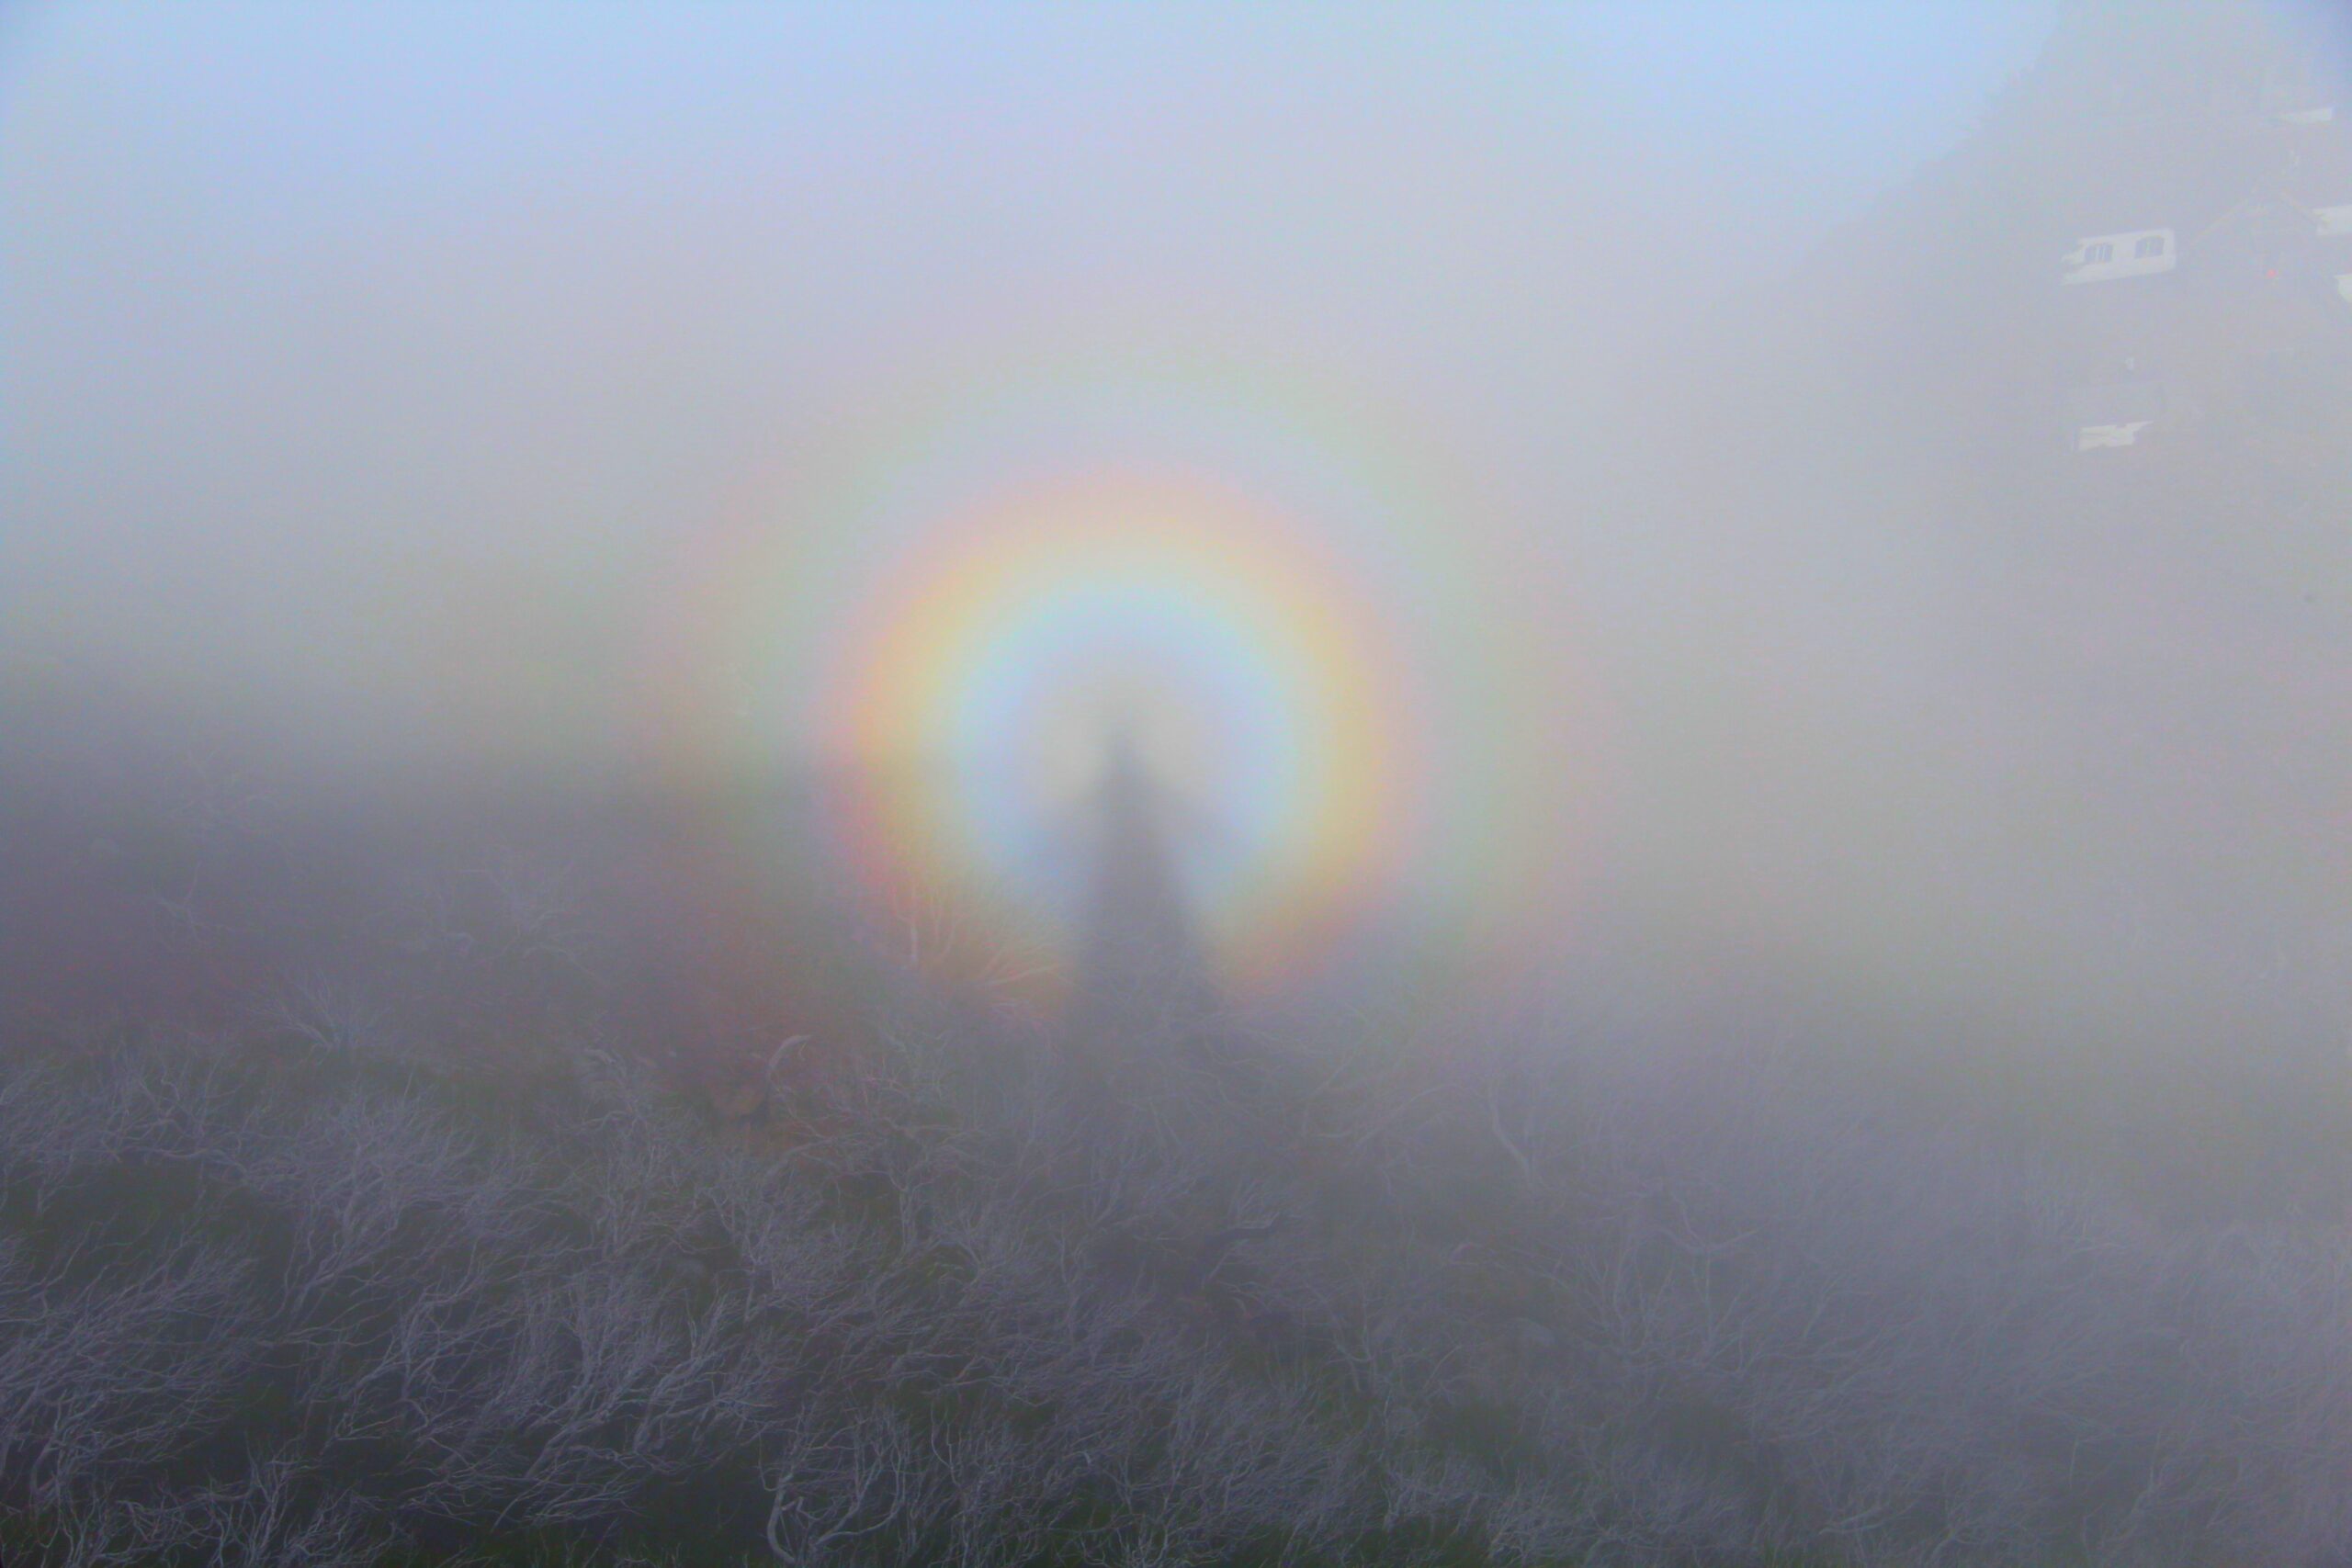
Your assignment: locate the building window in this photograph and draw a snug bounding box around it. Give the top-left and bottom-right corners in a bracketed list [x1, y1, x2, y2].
[2085, 242, 2115, 264]
[2134, 234, 2167, 259]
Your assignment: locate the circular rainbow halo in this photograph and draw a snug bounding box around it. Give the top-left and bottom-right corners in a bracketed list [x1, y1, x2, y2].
[819, 472, 1422, 997]
[649, 361, 1604, 1014]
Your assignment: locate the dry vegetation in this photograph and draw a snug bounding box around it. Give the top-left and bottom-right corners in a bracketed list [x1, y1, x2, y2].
[1, 846, 2346, 1566]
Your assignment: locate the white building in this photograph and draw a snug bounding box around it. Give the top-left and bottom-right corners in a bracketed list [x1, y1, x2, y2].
[2062, 228, 2178, 285]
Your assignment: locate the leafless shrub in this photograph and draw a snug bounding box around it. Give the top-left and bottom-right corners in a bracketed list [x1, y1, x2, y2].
[177, 1458, 375, 1568]
[29, 1490, 177, 1568]
[0, 1237, 256, 1514]
[874, 876, 1063, 1014]
[249, 975, 401, 1058]
[763, 1410, 940, 1566]
[390, 851, 594, 979]
[0, 995, 2345, 1566]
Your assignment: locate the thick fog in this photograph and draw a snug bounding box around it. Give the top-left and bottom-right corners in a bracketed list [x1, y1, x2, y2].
[8, 1, 2342, 1126]
[5, 4, 2352, 1562]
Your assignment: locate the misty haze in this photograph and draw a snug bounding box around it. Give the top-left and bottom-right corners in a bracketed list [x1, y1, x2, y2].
[2, 1, 2349, 1563]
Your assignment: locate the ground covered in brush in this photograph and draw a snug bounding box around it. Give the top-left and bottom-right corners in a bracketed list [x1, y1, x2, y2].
[2, 976, 2346, 1568]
